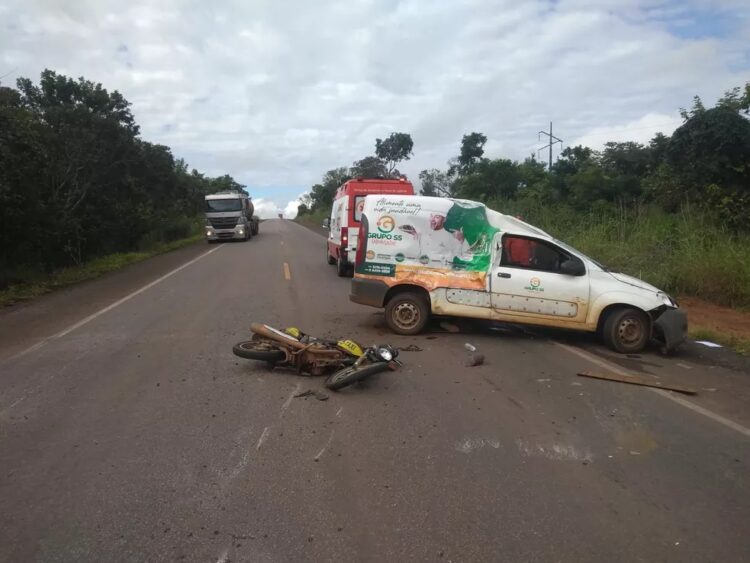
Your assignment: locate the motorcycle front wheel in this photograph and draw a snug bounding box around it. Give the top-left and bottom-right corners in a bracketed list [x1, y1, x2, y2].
[232, 340, 286, 363]
[324, 362, 391, 391]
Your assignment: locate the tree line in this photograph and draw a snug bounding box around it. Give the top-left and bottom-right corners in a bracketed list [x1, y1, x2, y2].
[300, 84, 750, 232]
[0, 70, 245, 287]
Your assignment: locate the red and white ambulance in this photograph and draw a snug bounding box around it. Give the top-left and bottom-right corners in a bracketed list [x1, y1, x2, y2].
[326, 177, 415, 276]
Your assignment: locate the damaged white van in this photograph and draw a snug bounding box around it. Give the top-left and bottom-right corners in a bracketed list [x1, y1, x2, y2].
[349, 195, 687, 354]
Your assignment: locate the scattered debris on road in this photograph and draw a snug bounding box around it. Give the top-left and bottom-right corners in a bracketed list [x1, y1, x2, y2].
[399, 344, 423, 352]
[294, 389, 329, 401]
[464, 342, 484, 366]
[696, 340, 723, 348]
[577, 370, 697, 395]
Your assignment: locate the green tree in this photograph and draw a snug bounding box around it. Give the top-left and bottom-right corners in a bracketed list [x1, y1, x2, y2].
[450, 132, 487, 176]
[351, 156, 387, 178]
[454, 158, 520, 201]
[375, 132, 413, 176]
[418, 168, 451, 196]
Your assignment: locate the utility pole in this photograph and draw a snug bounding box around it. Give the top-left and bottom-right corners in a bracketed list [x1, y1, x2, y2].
[538, 122, 563, 171]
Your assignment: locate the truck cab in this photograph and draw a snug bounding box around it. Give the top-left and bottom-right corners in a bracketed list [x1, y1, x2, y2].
[205, 192, 259, 242]
[326, 178, 415, 276]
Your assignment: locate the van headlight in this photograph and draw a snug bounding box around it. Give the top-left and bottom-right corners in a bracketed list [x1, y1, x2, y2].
[658, 292, 677, 307]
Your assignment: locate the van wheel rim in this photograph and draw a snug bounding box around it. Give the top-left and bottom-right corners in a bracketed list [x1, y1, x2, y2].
[618, 317, 642, 344]
[393, 302, 419, 329]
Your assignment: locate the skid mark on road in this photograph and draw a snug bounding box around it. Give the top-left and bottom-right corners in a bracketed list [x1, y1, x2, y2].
[280, 383, 302, 416]
[455, 438, 501, 453]
[314, 430, 335, 461]
[3, 245, 224, 364]
[256, 426, 271, 450]
[554, 341, 750, 439]
[516, 439, 594, 462]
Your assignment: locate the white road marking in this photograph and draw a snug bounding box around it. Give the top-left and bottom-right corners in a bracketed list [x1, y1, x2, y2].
[5, 245, 224, 363]
[553, 342, 750, 439]
[280, 383, 302, 416]
[256, 426, 270, 450]
[676, 362, 693, 370]
[283, 262, 291, 280]
[314, 430, 335, 460]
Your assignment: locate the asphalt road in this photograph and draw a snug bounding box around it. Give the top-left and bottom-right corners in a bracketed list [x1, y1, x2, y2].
[1, 219, 749, 563]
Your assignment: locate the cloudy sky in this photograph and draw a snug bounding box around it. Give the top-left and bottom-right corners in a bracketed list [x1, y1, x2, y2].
[2, 0, 748, 217]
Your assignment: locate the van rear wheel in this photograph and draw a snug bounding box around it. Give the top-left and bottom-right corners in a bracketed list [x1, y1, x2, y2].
[385, 292, 430, 335]
[336, 253, 348, 276]
[602, 307, 649, 353]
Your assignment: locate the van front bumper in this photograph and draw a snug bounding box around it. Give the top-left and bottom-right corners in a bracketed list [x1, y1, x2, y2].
[350, 277, 389, 308]
[652, 307, 688, 353]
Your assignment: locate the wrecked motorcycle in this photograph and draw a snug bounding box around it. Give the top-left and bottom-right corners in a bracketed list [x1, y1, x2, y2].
[232, 323, 400, 391]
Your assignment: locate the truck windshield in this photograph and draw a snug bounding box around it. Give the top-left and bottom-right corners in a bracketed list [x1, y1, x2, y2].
[206, 199, 242, 212]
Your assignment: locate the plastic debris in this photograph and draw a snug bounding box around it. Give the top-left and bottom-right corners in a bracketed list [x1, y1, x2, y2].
[696, 340, 722, 348]
[464, 343, 477, 352]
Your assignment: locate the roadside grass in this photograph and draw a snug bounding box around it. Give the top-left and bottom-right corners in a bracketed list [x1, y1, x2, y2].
[0, 233, 203, 308]
[295, 208, 329, 228]
[494, 201, 750, 309]
[689, 326, 750, 356]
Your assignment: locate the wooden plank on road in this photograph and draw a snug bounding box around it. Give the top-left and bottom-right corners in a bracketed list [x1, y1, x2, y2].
[577, 370, 697, 395]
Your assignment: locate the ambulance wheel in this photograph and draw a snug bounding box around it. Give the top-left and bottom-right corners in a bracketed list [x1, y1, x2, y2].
[602, 307, 649, 353]
[327, 246, 336, 265]
[336, 253, 348, 277]
[385, 292, 430, 335]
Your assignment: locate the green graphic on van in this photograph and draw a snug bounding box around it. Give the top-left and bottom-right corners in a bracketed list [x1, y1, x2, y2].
[430, 201, 500, 272]
[377, 215, 396, 233]
[395, 253, 405, 262]
[419, 255, 430, 265]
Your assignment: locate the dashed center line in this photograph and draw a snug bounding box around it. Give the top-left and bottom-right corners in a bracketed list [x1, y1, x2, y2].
[283, 262, 291, 280]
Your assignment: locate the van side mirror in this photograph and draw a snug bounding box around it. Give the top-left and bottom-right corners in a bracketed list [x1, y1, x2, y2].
[322, 218, 330, 229]
[560, 258, 585, 276]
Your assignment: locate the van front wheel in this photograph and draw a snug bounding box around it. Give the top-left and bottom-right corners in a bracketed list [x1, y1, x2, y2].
[385, 292, 430, 335]
[602, 307, 649, 353]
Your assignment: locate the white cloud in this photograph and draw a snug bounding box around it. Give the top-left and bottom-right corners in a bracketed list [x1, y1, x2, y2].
[1, 0, 748, 214]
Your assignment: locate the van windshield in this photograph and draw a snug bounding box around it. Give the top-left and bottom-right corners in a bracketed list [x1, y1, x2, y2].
[206, 199, 242, 212]
[553, 238, 611, 271]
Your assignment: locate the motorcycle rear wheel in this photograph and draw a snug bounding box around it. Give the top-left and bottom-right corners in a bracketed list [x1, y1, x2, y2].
[233, 340, 286, 363]
[324, 362, 391, 391]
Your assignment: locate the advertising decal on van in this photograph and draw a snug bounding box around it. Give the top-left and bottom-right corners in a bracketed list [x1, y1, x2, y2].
[356, 197, 502, 289]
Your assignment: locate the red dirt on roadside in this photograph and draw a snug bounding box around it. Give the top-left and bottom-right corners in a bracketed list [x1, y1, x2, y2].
[680, 297, 750, 340]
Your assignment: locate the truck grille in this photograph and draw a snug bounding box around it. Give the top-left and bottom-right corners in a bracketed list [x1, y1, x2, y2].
[209, 217, 238, 229]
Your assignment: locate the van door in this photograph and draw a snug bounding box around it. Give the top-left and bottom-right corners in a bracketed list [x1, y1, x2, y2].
[490, 235, 590, 323]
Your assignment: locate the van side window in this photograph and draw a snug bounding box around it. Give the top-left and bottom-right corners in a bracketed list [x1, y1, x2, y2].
[501, 236, 569, 273]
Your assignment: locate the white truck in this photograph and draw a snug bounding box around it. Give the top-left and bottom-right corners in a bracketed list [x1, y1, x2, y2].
[349, 195, 687, 354]
[204, 192, 259, 242]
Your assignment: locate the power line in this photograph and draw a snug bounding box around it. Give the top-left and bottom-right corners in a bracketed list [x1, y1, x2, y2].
[538, 122, 562, 171]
